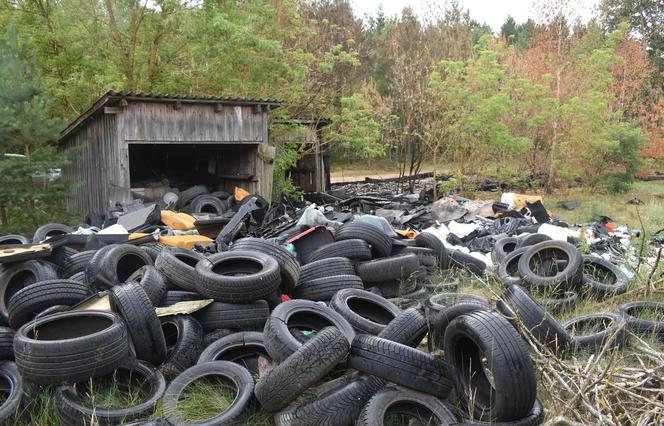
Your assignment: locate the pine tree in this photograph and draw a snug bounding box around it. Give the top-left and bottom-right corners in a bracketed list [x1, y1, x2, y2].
[0, 22, 72, 232]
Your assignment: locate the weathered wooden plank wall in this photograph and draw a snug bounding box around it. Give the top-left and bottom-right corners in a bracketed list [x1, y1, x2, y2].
[122, 103, 264, 143]
[61, 113, 118, 216]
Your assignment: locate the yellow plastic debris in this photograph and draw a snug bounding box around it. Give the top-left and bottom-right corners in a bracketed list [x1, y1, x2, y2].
[128, 233, 149, 240]
[234, 186, 251, 202]
[161, 210, 196, 230]
[159, 235, 213, 249]
[395, 229, 417, 239]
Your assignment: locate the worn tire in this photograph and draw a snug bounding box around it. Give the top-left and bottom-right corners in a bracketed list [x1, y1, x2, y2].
[517, 233, 551, 248]
[194, 300, 269, 332]
[429, 295, 491, 351]
[54, 359, 166, 425]
[0, 327, 14, 360]
[189, 194, 227, 215]
[0, 260, 58, 323]
[274, 374, 384, 426]
[517, 241, 583, 294]
[203, 329, 234, 347]
[160, 290, 201, 307]
[231, 238, 300, 294]
[372, 277, 417, 299]
[33, 223, 73, 243]
[497, 247, 528, 287]
[0, 362, 23, 423]
[84, 245, 116, 287]
[308, 239, 372, 263]
[263, 299, 355, 363]
[299, 257, 355, 283]
[497, 285, 572, 354]
[255, 327, 349, 412]
[14, 310, 129, 385]
[348, 335, 452, 397]
[330, 288, 401, 334]
[176, 185, 208, 209]
[195, 250, 281, 303]
[336, 222, 392, 258]
[294, 275, 363, 301]
[582, 256, 628, 297]
[492, 237, 519, 264]
[198, 331, 271, 374]
[162, 361, 255, 425]
[448, 250, 486, 275]
[355, 254, 419, 284]
[61, 250, 96, 279]
[415, 232, 448, 269]
[378, 307, 427, 347]
[616, 301, 664, 340]
[160, 315, 204, 378]
[127, 265, 166, 306]
[155, 248, 205, 292]
[444, 310, 537, 422]
[0, 235, 29, 245]
[356, 385, 457, 426]
[403, 247, 436, 268]
[563, 312, 628, 351]
[95, 244, 154, 289]
[7, 279, 92, 329]
[109, 283, 167, 365]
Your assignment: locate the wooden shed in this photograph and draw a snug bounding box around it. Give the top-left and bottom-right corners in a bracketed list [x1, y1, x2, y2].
[59, 91, 280, 216]
[276, 119, 331, 193]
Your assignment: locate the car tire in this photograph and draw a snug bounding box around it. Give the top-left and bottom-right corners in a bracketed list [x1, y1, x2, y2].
[110, 283, 167, 365]
[54, 359, 166, 425]
[195, 250, 281, 303]
[263, 299, 355, 363]
[255, 327, 349, 412]
[162, 361, 255, 425]
[348, 335, 453, 398]
[7, 279, 92, 329]
[231, 238, 300, 294]
[336, 222, 392, 258]
[444, 310, 537, 422]
[160, 315, 204, 378]
[356, 385, 457, 426]
[155, 248, 205, 292]
[330, 288, 401, 334]
[355, 254, 419, 284]
[14, 311, 129, 385]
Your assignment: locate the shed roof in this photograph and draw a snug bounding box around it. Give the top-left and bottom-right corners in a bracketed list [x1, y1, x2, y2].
[60, 90, 281, 141]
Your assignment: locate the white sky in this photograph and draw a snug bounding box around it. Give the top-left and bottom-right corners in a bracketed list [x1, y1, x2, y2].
[350, 0, 602, 32]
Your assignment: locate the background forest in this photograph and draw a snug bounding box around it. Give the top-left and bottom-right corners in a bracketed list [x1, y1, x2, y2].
[0, 0, 663, 229]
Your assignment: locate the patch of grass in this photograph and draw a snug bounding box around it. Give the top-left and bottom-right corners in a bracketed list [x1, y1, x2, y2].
[81, 370, 146, 410]
[172, 376, 237, 423]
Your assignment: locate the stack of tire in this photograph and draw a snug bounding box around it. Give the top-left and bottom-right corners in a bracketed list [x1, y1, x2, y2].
[176, 185, 231, 215]
[493, 239, 637, 354]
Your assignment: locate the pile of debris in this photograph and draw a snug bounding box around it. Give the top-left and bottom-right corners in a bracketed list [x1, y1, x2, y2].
[0, 184, 660, 425]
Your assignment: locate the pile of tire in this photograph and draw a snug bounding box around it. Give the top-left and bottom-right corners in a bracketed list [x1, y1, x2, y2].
[492, 239, 661, 355]
[0, 220, 546, 425]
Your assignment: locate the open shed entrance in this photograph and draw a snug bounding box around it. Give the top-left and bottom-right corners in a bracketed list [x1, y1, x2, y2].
[128, 143, 258, 198]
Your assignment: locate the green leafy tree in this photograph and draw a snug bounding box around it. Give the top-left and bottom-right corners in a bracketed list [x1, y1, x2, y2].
[428, 36, 532, 179]
[0, 23, 71, 231]
[328, 92, 384, 161]
[600, 0, 664, 86]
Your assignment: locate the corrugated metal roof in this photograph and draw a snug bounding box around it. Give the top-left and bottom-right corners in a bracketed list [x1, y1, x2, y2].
[60, 90, 281, 140]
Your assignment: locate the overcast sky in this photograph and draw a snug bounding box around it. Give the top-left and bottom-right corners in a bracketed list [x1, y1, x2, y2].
[350, 0, 601, 32]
